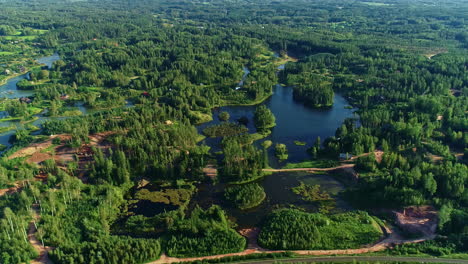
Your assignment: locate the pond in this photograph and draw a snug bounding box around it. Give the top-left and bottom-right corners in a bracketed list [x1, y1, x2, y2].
[190, 171, 349, 229]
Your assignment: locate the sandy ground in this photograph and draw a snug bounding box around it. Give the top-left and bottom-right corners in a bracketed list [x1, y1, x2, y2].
[7, 132, 116, 183]
[0, 180, 24, 196]
[9, 132, 114, 165]
[348, 150, 384, 163]
[8, 134, 73, 164]
[202, 164, 218, 179]
[394, 206, 438, 236]
[263, 150, 384, 174]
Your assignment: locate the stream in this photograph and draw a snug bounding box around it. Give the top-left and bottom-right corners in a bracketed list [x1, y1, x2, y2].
[0, 54, 64, 147]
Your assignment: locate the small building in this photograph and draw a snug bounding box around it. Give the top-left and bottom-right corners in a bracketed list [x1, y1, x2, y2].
[3, 69, 11, 75]
[339, 153, 352, 160]
[60, 94, 69, 100]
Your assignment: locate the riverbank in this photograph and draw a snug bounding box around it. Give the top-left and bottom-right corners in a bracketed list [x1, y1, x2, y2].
[0, 59, 51, 87]
[197, 85, 356, 167]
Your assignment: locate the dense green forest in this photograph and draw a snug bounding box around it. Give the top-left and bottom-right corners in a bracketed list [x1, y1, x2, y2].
[258, 209, 381, 250]
[0, 0, 467, 263]
[224, 183, 266, 210]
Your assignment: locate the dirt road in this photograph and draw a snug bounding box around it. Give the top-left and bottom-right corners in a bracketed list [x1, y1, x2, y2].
[28, 205, 53, 264]
[149, 224, 436, 264]
[263, 150, 384, 174]
[242, 256, 468, 264]
[262, 164, 355, 173]
[0, 180, 24, 196]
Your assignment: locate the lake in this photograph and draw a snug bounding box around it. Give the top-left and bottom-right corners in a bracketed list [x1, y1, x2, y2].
[197, 84, 357, 167]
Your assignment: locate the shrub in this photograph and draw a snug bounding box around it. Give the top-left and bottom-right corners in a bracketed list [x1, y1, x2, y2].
[224, 183, 266, 210]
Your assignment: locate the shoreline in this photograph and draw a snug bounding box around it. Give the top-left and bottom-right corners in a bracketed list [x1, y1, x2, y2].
[195, 53, 297, 125]
[0, 72, 27, 86]
[0, 51, 56, 87]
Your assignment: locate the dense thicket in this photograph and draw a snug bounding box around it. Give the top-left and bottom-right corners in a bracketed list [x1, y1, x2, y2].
[224, 183, 266, 210]
[165, 206, 246, 257]
[49, 236, 161, 264]
[284, 68, 334, 107]
[258, 209, 381, 250]
[220, 137, 264, 183]
[203, 123, 248, 138]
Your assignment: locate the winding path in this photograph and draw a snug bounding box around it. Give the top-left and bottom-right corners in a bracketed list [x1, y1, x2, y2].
[0, 180, 25, 196]
[29, 205, 53, 264]
[240, 256, 468, 264]
[0, 186, 53, 264]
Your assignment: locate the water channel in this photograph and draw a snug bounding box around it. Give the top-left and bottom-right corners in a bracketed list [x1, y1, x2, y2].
[0, 54, 63, 147]
[197, 82, 357, 167]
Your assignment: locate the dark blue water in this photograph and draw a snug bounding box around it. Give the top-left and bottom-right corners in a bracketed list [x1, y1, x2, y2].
[197, 84, 357, 166]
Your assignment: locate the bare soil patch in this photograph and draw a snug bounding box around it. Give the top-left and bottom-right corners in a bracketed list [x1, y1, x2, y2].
[150, 209, 438, 264]
[239, 228, 263, 250]
[8, 134, 71, 161]
[27, 152, 53, 164]
[394, 206, 438, 236]
[424, 49, 448, 59]
[0, 181, 24, 197]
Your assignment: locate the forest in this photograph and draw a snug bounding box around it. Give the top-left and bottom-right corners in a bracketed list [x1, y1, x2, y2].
[0, 0, 467, 263]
